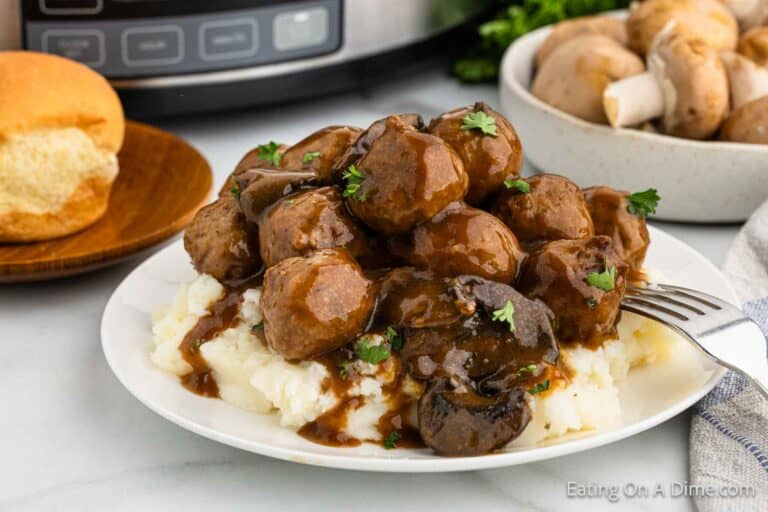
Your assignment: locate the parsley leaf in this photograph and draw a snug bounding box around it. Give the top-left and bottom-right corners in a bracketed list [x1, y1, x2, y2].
[626, 188, 660, 218]
[460, 111, 498, 136]
[355, 336, 391, 365]
[339, 360, 351, 379]
[516, 364, 538, 377]
[453, 56, 499, 83]
[383, 431, 401, 449]
[230, 184, 241, 199]
[342, 165, 368, 201]
[302, 151, 321, 163]
[529, 379, 551, 395]
[257, 141, 282, 166]
[386, 326, 403, 352]
[586, 265, 617, 292]
[503, 179, 530, 193]
[491, 300, 516, 332]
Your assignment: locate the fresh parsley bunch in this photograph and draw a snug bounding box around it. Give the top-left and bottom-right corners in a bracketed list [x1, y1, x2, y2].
[454, 0, 631, 82]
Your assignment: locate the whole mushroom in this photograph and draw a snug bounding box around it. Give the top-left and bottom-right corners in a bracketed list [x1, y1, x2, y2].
[626, 0, 738, 56]
[720, 51, 768, 109]
[738, 26, 768, 67]
[603, 27, 729, 139]
[720, 95, 768, 143]
[535, 16, 628, 69]
[720, 0, 768, 30]
[532, 34, 645, 124]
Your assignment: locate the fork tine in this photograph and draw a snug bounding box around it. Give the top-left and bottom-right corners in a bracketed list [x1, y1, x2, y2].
[626, 287, 706, 315]
[621, 297, 690, 323]
[656, 284, 724, 310]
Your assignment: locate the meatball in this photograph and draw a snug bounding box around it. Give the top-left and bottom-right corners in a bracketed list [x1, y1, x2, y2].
[517, 236, 628, 345]
[492, 174, 594, 248]
[257, 187, 372, 267]
[261, 249, 374, 360]
[343, 115, 469, 234]
[418, 379, 531, 456]
[333, 113, 425, 172]
[395, 203, 525, 283]
[376, 268, 465, 328]
[428, 102, 523, 205]
[583, 186, 650, 272]
[235, 167, 317, 224]
[183, 195, 261, 283]
[280, 126, 362, 182]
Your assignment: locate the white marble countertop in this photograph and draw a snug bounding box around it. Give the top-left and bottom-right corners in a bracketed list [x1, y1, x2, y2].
[0, 68, 742, 511]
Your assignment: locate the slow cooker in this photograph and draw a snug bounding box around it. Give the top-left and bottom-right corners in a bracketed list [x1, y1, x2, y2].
[1, 0, 491, 117]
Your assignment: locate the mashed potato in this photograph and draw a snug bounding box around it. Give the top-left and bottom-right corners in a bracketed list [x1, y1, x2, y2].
[151, 274, 681, 446]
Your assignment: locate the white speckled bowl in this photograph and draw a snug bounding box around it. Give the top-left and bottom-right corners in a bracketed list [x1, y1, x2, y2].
[499, 12, 768, 222]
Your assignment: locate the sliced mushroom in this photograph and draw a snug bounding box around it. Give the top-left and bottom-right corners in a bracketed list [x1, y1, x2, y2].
[235, 167, 317, 224]
[720, 51, 768, 110]
[418, 379, 531, 456]
[533, 35, 645, 124]
[603, 27, 729, 139]
[720, 95, 768, 143]
[535, 15, 628, 69]
[626, 0, 738, 56]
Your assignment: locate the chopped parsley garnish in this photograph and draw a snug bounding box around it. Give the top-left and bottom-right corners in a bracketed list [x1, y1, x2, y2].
[586, 297, 598, 310]
[230, 184, 241, 199]
[503, 179, 530, 193]
[626, 188, 660, 218]
[355, 336, 391, 364]
[460, 111, 498, 136]
[491, 300, 516, 332]
[339, 360, 351, 379]
[342, 164, 367, 201]
[516, 364, 538, 377]
[190, 338, 204, 352]
[386, 326, 403, 352]
[529, 380, 551, 395]
[383, 431, 401, 449]
[586, 265, 617, 292]
[302, 151, 321, 163]
[251, 322, 263, 332]
[257, 141, 282, 166]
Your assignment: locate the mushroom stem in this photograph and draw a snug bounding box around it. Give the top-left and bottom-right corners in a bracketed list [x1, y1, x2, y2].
[603, 72, 664, 128]
[721, 52, 768, 109]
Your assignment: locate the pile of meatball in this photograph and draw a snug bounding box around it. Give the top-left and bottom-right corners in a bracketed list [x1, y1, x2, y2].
[183, 103, 653, 455]
[533, 0, 768, 144]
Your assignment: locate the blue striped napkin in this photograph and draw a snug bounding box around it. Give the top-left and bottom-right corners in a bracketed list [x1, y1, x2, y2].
[690, 201, 768, 511]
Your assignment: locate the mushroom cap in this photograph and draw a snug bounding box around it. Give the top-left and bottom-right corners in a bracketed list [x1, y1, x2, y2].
[532, 34, 645, 124]
[720, 95, 768, 144]
[627, 0, 738, 56]
[535, 16, 628, 69]
[720, 51, 768, 109]
[738, 26, 768, 67]
[648, 32, 729, 139]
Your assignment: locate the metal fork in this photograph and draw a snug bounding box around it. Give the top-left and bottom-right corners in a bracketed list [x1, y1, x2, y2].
[621, 283, 768, 399]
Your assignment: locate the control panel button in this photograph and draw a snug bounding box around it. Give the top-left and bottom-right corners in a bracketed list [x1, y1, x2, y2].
[121, 26, 184, 67]
[273, 7, 328, 51]
[40, 0, 103, 15]
[42, 29, 105, 67]
[199, 19, 258, 61]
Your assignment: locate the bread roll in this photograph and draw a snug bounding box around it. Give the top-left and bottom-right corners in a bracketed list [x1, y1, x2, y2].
[0, 51, 124, 242]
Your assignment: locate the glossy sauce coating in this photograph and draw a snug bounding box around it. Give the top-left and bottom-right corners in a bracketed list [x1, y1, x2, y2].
[517, 236, 628, 346]
[346, 115, 469, 234]
[280, 125, 362, 183]
[429, 102, 523, 205]
[492, 174, 594, 248]
[236, 167, 317, 224]
[261, 249, 374, 360]
[583, 186, 650, 272]
[257, 186, 372, 267]
[395, 203, 525, 284]
[376, 267, 465, 328]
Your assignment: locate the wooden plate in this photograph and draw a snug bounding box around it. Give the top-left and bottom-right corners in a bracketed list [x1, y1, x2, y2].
[0, 121, 212, 283]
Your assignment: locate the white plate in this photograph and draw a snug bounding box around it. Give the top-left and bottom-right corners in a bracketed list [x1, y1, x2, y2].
[101, 227, 734, 472]
[499, 10, 768, 222]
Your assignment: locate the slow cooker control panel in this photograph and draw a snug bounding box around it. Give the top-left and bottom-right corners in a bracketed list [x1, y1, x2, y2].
[22, 0, 342, 77]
